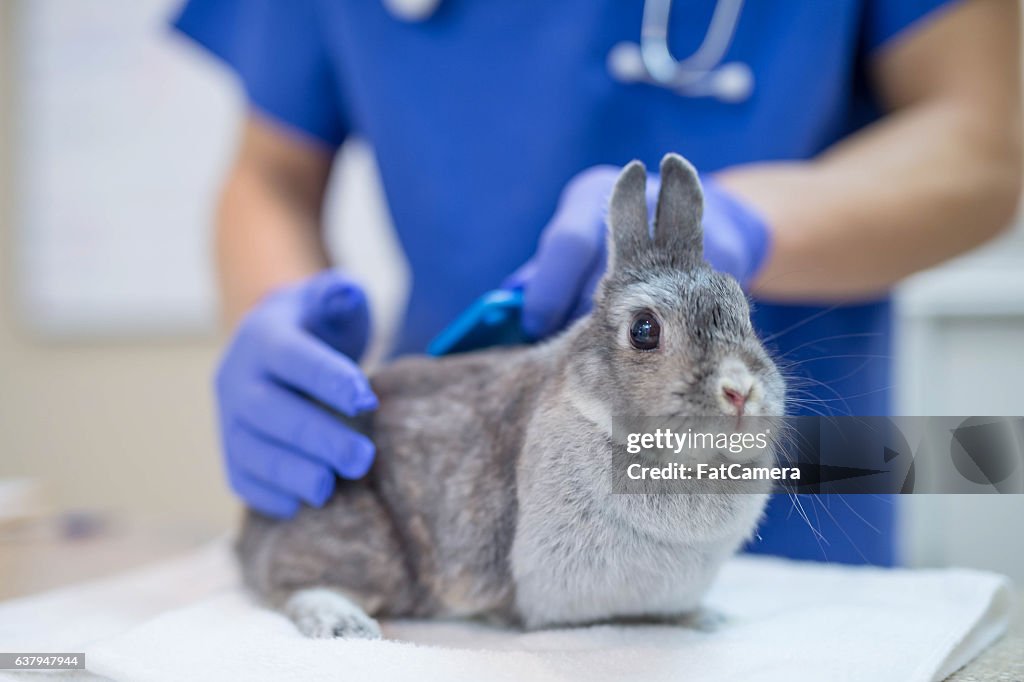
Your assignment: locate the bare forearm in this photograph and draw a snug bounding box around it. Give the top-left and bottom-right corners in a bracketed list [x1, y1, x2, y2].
[216, 116, 335, 327]
[217, 168, 329, 325]
[719, 101, 1021, 300]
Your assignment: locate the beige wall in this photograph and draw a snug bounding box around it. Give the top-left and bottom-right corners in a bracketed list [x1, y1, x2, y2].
[0, 1, 234, 527]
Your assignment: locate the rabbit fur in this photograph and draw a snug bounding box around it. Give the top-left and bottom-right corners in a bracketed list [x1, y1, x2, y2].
[236, 154, 786, 638]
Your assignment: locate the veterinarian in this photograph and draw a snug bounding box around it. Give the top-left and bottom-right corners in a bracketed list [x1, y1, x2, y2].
[176, 0, 1021, 565]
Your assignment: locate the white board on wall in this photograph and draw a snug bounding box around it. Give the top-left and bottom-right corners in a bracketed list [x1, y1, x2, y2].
[13, 0, 239, 337]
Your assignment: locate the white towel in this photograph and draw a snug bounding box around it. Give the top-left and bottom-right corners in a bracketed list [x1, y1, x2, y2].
[0, 542, 1013, 682]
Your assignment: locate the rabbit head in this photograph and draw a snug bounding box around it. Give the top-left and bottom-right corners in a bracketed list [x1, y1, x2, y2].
[569, 154, 785, 432]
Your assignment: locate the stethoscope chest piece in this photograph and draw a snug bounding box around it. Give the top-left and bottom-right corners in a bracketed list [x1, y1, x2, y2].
[383, 0, 442, 22]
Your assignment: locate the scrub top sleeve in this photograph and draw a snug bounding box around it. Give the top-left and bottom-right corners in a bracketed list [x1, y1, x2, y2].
[864, 0, 964, 52]
[172, 0, 348, 148]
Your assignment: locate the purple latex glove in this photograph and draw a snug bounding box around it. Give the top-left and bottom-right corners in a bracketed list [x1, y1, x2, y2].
[506, 165, 772, 339]
[214, 270, 378, 519]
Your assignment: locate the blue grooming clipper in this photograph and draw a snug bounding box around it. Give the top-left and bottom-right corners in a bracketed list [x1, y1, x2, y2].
[427, 289, 531, 356]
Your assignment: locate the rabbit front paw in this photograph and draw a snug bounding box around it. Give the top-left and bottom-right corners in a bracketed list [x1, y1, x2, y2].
[284, 587, 382, 639]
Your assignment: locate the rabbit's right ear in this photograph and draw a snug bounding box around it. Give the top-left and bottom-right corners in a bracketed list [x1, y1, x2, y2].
[607, 160, 650, 271]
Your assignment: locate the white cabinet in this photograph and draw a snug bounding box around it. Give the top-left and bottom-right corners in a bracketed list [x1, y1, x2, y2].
[895, 235, 1024, 581]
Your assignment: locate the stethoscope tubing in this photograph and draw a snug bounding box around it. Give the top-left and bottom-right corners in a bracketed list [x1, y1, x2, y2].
[382, 0, 753, 102]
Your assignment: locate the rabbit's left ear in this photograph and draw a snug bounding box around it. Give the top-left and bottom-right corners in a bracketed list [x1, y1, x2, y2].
[606, 160, 650, 272]
[654, 154, 704, 264]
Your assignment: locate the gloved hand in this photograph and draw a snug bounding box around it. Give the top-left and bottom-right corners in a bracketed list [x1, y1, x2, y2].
[506, 165, 772, 339]
[214, 270, 378, 519]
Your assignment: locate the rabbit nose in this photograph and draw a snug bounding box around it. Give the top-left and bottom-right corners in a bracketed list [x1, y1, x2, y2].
[722, 385, 750, 414]
[717, 357, 756, 416]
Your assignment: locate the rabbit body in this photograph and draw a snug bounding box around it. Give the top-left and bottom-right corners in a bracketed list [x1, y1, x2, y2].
[237, 155, 785, 637]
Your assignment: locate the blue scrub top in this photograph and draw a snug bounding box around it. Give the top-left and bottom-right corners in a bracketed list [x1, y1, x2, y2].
[174, 0, 959, 566]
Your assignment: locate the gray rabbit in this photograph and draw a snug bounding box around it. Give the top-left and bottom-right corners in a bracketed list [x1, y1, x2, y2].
[236, 154, 786, 639]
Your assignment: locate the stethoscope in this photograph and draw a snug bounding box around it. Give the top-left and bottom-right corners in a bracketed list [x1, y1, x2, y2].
[382, 0, 754, 103]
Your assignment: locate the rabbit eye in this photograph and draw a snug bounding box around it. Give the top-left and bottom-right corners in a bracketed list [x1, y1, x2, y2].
[629, 311, 661, 351]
